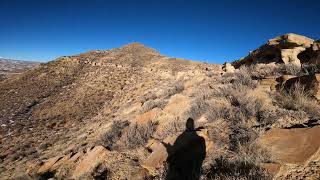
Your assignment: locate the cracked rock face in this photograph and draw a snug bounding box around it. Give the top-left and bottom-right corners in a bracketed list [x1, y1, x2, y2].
[232, 33, 319, 68]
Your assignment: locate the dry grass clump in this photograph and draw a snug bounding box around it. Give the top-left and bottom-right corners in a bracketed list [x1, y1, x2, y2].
[201, 66, 276, 179]
[280, 63, 302, 76]
[161, 81, 184, 99]
[138, 91, 157, 103]
[220, 66, 257, 89]
[153, 117, 185, 140]
[212, 85, 277, 127]
[301, 64, 320, 75]
[207, 119, 230, 149]
[183, 97, 209, 120]
[138, 80, 184, 113]
[121, 121, 158, 149]
[232, 66, 257, 88]
[246, 63, 282, 79]
[274, 83, 320, 118]
[143, 80, 184, 100]
[100, 120, 129, 149]
[140, 99, 168, 113]
[206, 157, 271, 180]
[205, 140, 272, 180]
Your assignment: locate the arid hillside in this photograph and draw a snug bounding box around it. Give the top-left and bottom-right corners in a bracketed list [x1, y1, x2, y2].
[0, 35, 320, 180]
[0, 58, 39, 81]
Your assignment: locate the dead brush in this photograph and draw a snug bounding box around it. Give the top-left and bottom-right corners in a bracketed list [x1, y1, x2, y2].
[121, 121, 158, 149]
[205, 142, 272, 180]
[100, 120, 129, 150]
[275, 83, 320, 118]
[153, 117, 185, 140]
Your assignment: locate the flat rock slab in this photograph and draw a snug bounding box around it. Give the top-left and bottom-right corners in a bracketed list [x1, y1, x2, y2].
[259, 126, 320, 164]
[72, 146, 109, 179]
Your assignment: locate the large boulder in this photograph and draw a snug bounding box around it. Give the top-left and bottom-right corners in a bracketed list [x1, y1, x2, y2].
[259, 126, 320, 164]
[28, 146, 109, 179]
[257, 75, 297, 92]
[232, 33, 317, 68]
[268, 33, 314, 48]
[222, 63, 235, 73]
[258, 77, 278, 91]
[72, 146, 109, 179]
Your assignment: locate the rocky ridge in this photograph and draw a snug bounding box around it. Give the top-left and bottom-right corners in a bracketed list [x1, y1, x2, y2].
[0, 35, 320, 179]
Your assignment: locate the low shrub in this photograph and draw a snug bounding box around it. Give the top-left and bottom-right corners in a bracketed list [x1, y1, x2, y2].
[100, 120, 129, 149]
[162, 81, 185, 99]
[301, 64, 320, 75]
[154, 117, 185, 140]
[229, 124, 258, 151]
[232, 66, 257, 88]
[281, 63, 301, 76]
[140, 99, 168, 113]
[275, 83, 320, 118]
[206, 155, 272, 180]
[247, 63, 282, 79]
[121, 121, 158, 149]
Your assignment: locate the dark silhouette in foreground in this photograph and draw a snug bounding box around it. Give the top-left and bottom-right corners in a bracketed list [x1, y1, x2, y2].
[162, 118, 206, 180]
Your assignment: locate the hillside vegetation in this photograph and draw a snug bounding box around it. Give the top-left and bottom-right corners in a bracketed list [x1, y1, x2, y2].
[0, 34, 320, 179]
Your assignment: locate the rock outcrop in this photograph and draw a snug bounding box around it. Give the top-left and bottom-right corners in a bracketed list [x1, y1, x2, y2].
[259, 126, 320, 164]
[259, 126, 320, 179]
[222, 62, 235, 73]
[232, 33, 318, 68]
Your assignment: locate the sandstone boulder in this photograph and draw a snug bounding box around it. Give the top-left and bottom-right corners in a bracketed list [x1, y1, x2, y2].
[281, 47, 305, 66]
[37, 156, 65, 174]
[258, 77, 278, 91]
[232, 33, 317, 68]
[268, 33, 314, 48]
[134, 109, 159, 124]
[72, 146, 109, 179]
[222, 63, 235, 73]
[32, 146, 109, 179]
[259, 126, 320, 164]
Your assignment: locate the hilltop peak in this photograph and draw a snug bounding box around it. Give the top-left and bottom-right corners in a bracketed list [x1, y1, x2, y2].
[122, 42, 146, 47]
[119, 42, 160, 55]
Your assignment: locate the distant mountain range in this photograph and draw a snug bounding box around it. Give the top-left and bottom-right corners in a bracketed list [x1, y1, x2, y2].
[0, 58, 39, 80]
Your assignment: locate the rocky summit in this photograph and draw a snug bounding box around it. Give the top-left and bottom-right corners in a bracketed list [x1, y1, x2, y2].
[0, 34, 320, 179]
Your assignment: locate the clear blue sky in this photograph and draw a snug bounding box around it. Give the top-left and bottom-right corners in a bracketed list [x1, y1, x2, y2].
[1, 0, 319, 63]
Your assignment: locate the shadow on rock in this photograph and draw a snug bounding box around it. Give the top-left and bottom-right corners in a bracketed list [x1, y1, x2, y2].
[162, 118, 206, 180]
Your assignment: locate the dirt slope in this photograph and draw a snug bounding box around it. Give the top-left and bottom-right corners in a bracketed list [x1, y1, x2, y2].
[0, 43, 220, 178]
[1, 35, 320, 179]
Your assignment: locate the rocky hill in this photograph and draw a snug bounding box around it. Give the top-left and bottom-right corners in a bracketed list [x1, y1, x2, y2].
[0, 35, 320, 179]
[0, 58, 39, 81]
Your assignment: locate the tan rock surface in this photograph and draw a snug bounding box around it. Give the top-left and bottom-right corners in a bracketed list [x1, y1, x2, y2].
[72, 146, 109, 179]
[259, 126, 320, 164]
[232, 33, 317, 68]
